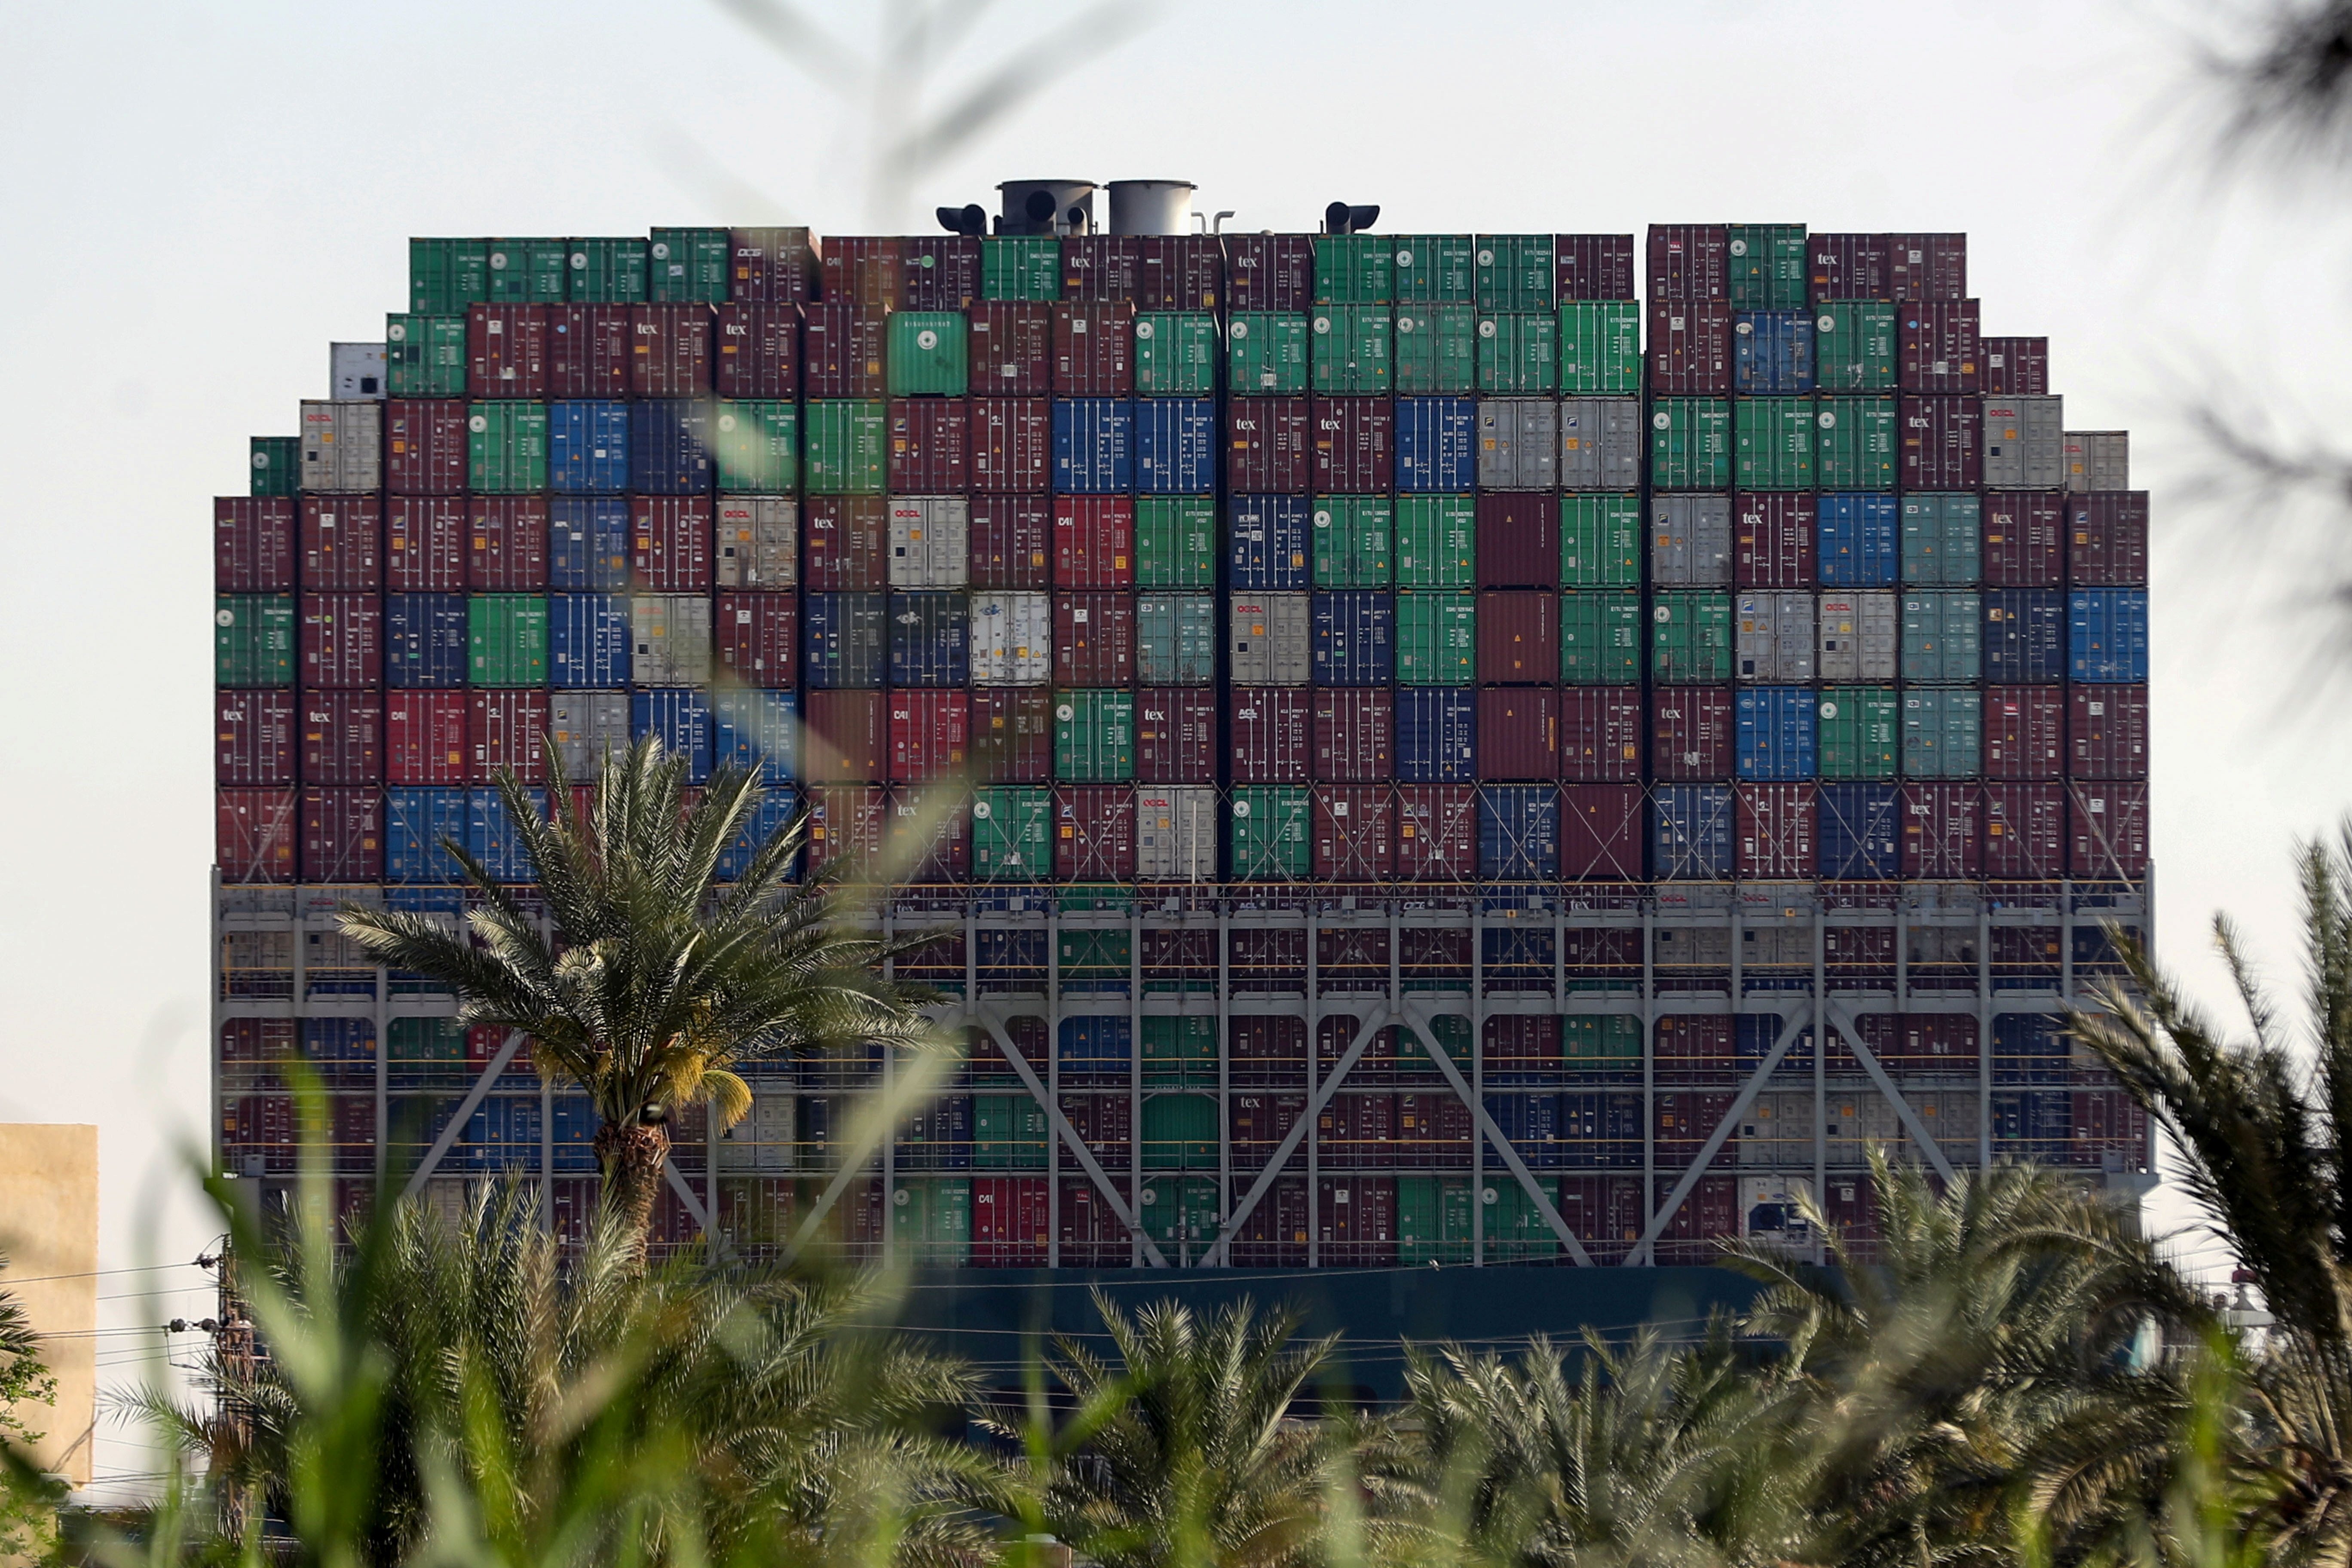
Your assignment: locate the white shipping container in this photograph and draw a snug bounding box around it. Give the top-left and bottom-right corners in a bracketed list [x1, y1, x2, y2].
[631, 594, 713, 686]
[1816, 591, 1897, 682]
[299, 399, 382, 492]
[1825, 1090, 1902, 1164]
[1476, 398, 1560, 490]
[1737, 1096, 1816, 1167]
[548, 691, 629, 775]
[715, 1086, 797, 1172]
[1737, 1175, 1815, 1233]
[2063, 430, 2129, 492]
[1736, 591, 1816, 682]
[969, 591, 1052, 683]
[329, 342, 387, 400]
[1229, 593, 1311, 683]
[888, 496, 970, 588]
[1651, 494, 1732, 586]
[716, 496, 799, 588]
[1910, 1090, 1981, 1165]
[1982, 395, 2062, 489]
[1558, 397, 1642, 491]
[1135, 787, 1219, 880]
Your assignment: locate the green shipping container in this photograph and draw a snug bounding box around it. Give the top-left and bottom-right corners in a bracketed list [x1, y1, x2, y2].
[1476, 312, 1556, 394]
[1134, 313, 1219, 395]
[1142, 1094, 1219, 1168]
[1727, 224, 1808, 310]
[1312, 496, 1394, 587]
[468, 595, 549, 686]
[1397, 1175, 1474, 1264]
[1562, 1015, 1643, 1063]
[1816, 687, 1900, 779]
[1395, 496, 1476, 588]
[1142, 1017, 1217, 1081]
[1901, 591, 1983, 682]
[1228, 312, 1309, 395]
[1475, 235, 1555, 310]
[649, 227, 729, 303]
[1814, 396, 1898, 489]
[467, 402, 548, 493]
[885, 311, 969, 395]
[1485, 1177, 1562, 1262]
[1230, 787, 1310, 879]
[566, 238, 650, 303]
[1394, 591, 1476, 683]
[1392, 303, 1477, 394]
[1900, 494, 1982, 585]
[981, 236, 1061, 301]
[1902, 688, 1983, 778]
[216, 595, 294, 686]
[1058, 928, 1132, 978]
[715, 401, 799, 492]
[1650, 398, 1732, 490]
[972, 787, 1053, 879]
[803, 401, 887, 494]
[410, 238, 488, 314]
[250, 437, 299, 497]
[1135, 497, 1217, 587]
[1735, 397, 1815, 490]
[1559, 495, 1642, 587]
[387, 1018, 466, 1086]
[1140, 1175, 1222, 1254]
[1393, 235, 1475, 302]
[1813, 300, 1897, 392]
[891, 1177, 971, 1265]
[1558, 592, 1643, 684]
[1314, 234, 1393, 303]
[1397, 1014, 1472, 1071]
[386, 315, 467, 397]
[1652, 591, 1734, 683]
[1136, 594, 1217, 683]
[1558, 301, 1644, 394]
[972, 1094, 1048, 1168]
[1054, 690, 1134, 780]
[487, 238, 568, 303]
[1309, 304, 1391, 394]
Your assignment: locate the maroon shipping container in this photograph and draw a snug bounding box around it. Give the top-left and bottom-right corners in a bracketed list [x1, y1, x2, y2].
[1900, 783, 1981, 878]
[300, 594, 380, 689]
[1230, 1010, 1307, 1072]
[804, 784, 887, 873]
[466, 304, 548, 399]
[888, 689, 968, 782]
[628, 303, 715, 397]
[886, 784, 969, 878]
[1983, 783, 2064, 879]
[1648, 297, 1733, 396]
[300, 496, 382, 591]
[887, 398, 970, 493]
[728, 227, 815, 306]
[1055, 784, 1136, 880]
[1559, 688, 1643, 782]
[1231, 686, 1311, 782]
[1476, 493, 1560, 588]
[1734, 493, 1816, 587]
[298, 690, 380, 785]
[1134, 236, 1224, 310]
[1981, 493, 2064, 588]
[1888, 234, 1967, 302]
[1317, 1176, 1397, 1261]
[715, 591, 797, 689]
[1807, 233, 1891, 302]
[1897, 299, 1981, 394]
[713, 303, 799, 399]
[547, 305, 631, 398]
[1313, 785, 1396, 880]
[1476, 687, 1559, 779]
[2069, 782, 2150, 880]
[1558, 1174, 1646, 1256]
[968, 303, 1054, 395]
[217, 689, 295, 785]
[1054, 496, 1136, 587]
[1225, 235, 1314, 311]
[1055, 1179, 1131, 1265]
[2069, 686, 2149, 779]
[970, 1176, 1049, 1266]
[1562, 782, 1645, 879]
[2072, 1090, 2149, 1168]
[1311, 397, 1394, 494]
[216, 497, 295, 592]
[1062, 236, 1142, 302]
[801, 304, 885, 399]
[1230, 1176, 1309, 1264]
[629, 496, 712, 591]
[1647, 224, 1729, 300]
[1860, 1013, 1978, 1074]
[969, 494, 1051, 586]
[1393, 1092, 1472, 1166]
[1899, 395, 1982, 490]
[299, 787, 381, 882]
[1983, 686, 2064, 780]
[1655, 1017, 1733, 1082]
[2065, 493, 2150, 586]
[1136, 687, 1218, 783]
[803, 497, 888, 591]
[1738, 783, 1817, 880]
[1312, 687, 1394, 781]
[1053, 302, 1136, 395]
[801, 690, 888, 782]
[383, 399, 467, 496]
[385, 692, 467, 785]
[1227, 398, 1311, 493]
[1319, 1017, 1399, 1078]
[1979, 336, 2049, 396]
[1396, 784, 1477, 880]
[898, 236, 980, 310]
[970, 688, 1053, 783]
[1556, 235, 1637, 301]
[468, 495, 549, 591]
[217, 787, 297, 882]
[1653, 1175, 1739, 1261]
[1053, 592, 1136, 685]
[821, 238, 902, 312]
[467, 689, 547, 784]
[386, 496, 467, 591]
[1479, 593, 1558, 683]
[970, 397, 1050, 494]
[1653, 687, 1733, 779]
[1229, 1092, 1306, 1169]
[1655, 1090, 1736, 1163]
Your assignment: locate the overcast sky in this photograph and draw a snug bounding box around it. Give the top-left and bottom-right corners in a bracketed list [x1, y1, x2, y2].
[2, 0, 2344, 1497]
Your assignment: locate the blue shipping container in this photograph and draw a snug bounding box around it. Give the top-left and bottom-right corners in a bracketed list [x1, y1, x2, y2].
[466, 787, 543, 882]
[631, 689, 713, 783]
[628, 399, 714, 493]
[1653, 784, 1733, 879]
[462, 1097, 542, 1173]
[1733, 312, 1815, 394]
[1228, 494, 1312, 590]
[1735, 1014, 1814, 1070]
[1396, 687, 1476, 782]
[548, 497, 630, 589]
[1311, 591, 1395, 685]
[301, 1017, 374, 1063]
[383, 885, 463, 915]
[548, 594, 631, 686]
[1058, 1015, 1133, 1069]
[385, 593, 468, 688]
[552, 1097, 597, 1172]
[548, 400, 630, 493]
[802, 592, 887, 688]
[1134, 398, 1216, 494]
[1478, 784, 1560, 879]
[1983, 588, 2065, 683]
[1735, 686, 1817, 780]
[1816, 494, 1898, 585]
[1994, 1013, 2069, 1086]
[1053, 398, 1134, 493]
[887, 591, 970, 686]
[712, 688, 798, 783]
[1991, 1090, 2072, 1153]
[1396, 398, 1477, 491]
[716, 789, 801, 881]
[2069, 589, 2150, 683]
[1484, 1093, 1562, 1169]
[903, 1093, 975, 1170]
[1816, 782, 1899, 879]
[384, 787, 467, 882]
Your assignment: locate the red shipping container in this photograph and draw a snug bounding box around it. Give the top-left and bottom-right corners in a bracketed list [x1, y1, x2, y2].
[1654, 1082, 1734, 1152]
[1737, 783, 1817, 879]
[887, 398, 970, 493]
[385, 692, 468, 784]
[1653, 1175, 1739, 1261]
[970, 689, 1053, 782]
[1313, 687, 1394, 781]
[1983, 686, 2064, 780]
[1476, 592, 1557, 684]
[1393, 1093, 1473, 1166]
[821, 237, 903, 312]
[466, 303, 548, 399]
[804, 783, 887, 873]
[1807, 233, 1891, 302]
[969, 494, 1052, 586]
[1862, 1013, 1979, 1074]
[970, 1176, 1049, 1266]
[1652, 687, 1733, 780]
[217, 788, 297, 882]
[1396, 784, 1477, 880]
[216, 497, 294, 592]
[1562, 783, 1645, 879]
[1897, 299, 1981, 394]
[300, 787, 383, 882]
[715, 591, 798, 688]
[888, 689, 969, 781]
[802, 691, 887, 782]
[300, 496, 382, 591]
[1476, 687, 1559, 779]
[1055, 784, 1136, 880]
[217, 689, 295, 785]
[2069, 782, 2150, 880]
[1901, 783, 1982, 878]
[468, 689, 548, 784]
[1318, 1017, 1399, 1078]
[1311, 397, 1394, 494]
[299, 690, 381, 784]
[1888, 234, 1967, 302]
[1062, 236, 1142, 302]
[1136, 687, 1219, 783]
[1647, 224, 1729, 300]
[1231, 687, 1312, 783]
[1983, 783, 2064, 879]
[1648, 297, 1733, 396]
[803, 497, 888, 591]
[801, 304, 886, 399]
[713, 303, 799, 399]
[1229, 1012, 1307, 1075]
[971, 397, 1051, 493]
[2069, 686, 2149, 779]
[2065, 493, 2150, 586]
[899, 236, 980, 310]
[383, 399, 467, 496]
[1134, 236, 1224, 310]
[629, 496, 713, 591]
[1559, 688, 1643, 781]
[467, 495, 549, 591]
[1225, 235, 1313, 311]
[1230, 1176, 1309, 1265]
[1054, 496, 1136, 587]
[628, 303, 715, 397]
[1981, 493, 2064, 588]
[728, 227, 814, 305]
[1980, 336, 2049, 396]
[300, 594, 381, 689]
[547, 305, 631, 398]
[968, 303, 1054, 395]
[1476, 493, 1559, 588]
[1317, 1176, 1398, 1262]
[1053, 592, 1136, 685]
[1899, 395, 1982, 490]
[1227, 398, 1311, 493]
[1053, 301, 1136, 395]
[1734, 493, 1816, 587]
[1055, 1179, 1132, 1266]
[885, 785, 970, 879]
[1556, 235, 1637, 301]
[1229, 1092, 1307, 1169]
[1312, 785, 1396, 880]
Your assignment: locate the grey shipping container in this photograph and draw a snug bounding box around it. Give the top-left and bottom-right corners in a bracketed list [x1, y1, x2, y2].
[1477, 399, 1560, 489]
[715, 496, 798, 588]
[1231, 594, 1311, 684]
[2064, 431, 2128, 492]
[632, 594, 713, 685]
[1651, 495, 1732, 586]
[1558, 398, 1642, 491]
[1135, 787, 1219, 880]
[888, 496, 970, 587]
[1735, 592, 1816, 682]
[300, 400, 383, 491]
[549, 691, 629, 775]
[1983, 397, 2063, 489]
[1817, 591, 1897, 682]
[970, 591, 1052, 683]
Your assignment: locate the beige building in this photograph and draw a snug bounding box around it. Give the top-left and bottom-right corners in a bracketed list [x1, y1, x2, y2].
[0, 1126, 97, 1488]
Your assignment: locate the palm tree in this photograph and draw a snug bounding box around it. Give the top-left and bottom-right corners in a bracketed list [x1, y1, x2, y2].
[337, 738, 938, 1264]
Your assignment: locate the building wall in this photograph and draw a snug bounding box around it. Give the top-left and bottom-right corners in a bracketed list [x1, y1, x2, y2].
[0, 1125, 97, 1487]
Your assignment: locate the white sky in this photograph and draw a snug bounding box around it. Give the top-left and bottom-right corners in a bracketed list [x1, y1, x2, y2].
[2, 0, 2346, 1498]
